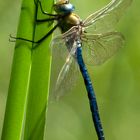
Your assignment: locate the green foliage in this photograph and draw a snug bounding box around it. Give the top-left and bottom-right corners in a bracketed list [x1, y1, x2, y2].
[1, 0, 53, 140]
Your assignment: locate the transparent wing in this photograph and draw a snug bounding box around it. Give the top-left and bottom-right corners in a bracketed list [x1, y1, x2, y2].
[52, 55, 79, 100]
[83, 0, 132, 33]
[81, 32, 125, 65]
[50, 28, 79, 100]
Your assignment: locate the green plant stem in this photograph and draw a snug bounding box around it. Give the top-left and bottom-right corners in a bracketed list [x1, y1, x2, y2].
[1, 0, 36, 140]
[23, 0, 53, 140]
[1, 0, 53, 140]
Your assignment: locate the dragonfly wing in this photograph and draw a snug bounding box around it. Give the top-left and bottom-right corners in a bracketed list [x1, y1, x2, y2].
[83, 0, 132, 33]
[81, 32, 125, 65]
[51, 26, 78, 58]
[50, 29, 79, 100]
[53, 55, 79, 100]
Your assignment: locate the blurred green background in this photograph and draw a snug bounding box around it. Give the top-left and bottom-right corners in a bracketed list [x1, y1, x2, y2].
[0, 0, 140, 140]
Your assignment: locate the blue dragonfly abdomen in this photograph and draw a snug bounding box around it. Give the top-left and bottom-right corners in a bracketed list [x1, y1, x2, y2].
[76, 39, 104, 140]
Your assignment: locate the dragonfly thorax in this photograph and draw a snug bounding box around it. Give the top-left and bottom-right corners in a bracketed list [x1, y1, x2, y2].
[64, 13, 81, 25]
[58, 13, 81, 33]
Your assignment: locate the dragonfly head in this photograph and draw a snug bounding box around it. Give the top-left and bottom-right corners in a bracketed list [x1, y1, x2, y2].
[54, 0, 75, 15]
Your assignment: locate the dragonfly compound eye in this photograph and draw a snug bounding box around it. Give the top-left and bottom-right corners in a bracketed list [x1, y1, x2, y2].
[54, 1, 75, 14]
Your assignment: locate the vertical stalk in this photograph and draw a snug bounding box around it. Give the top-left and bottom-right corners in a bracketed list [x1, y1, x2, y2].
[1, 0, 36, 139]
[23, 0, 53, 140]
[1, 0, 53, 140]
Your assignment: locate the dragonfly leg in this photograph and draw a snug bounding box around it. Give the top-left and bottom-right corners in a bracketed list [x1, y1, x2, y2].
[36, 17, 58, 23]
[38, 0, 58, 16]
[32, 23, 59, 47]
[34, 0, 58, 16]
[34, 0, 38, 7]
[34, 0, 60, 25]
[9, 23, 59, 46]
[9, 1, 60, 48]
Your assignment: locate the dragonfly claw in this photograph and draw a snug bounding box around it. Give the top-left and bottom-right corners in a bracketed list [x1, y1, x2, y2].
[9, 34, 16, 42]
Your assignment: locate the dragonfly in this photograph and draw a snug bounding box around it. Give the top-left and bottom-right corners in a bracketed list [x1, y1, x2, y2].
[10, 0, 132, 139]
